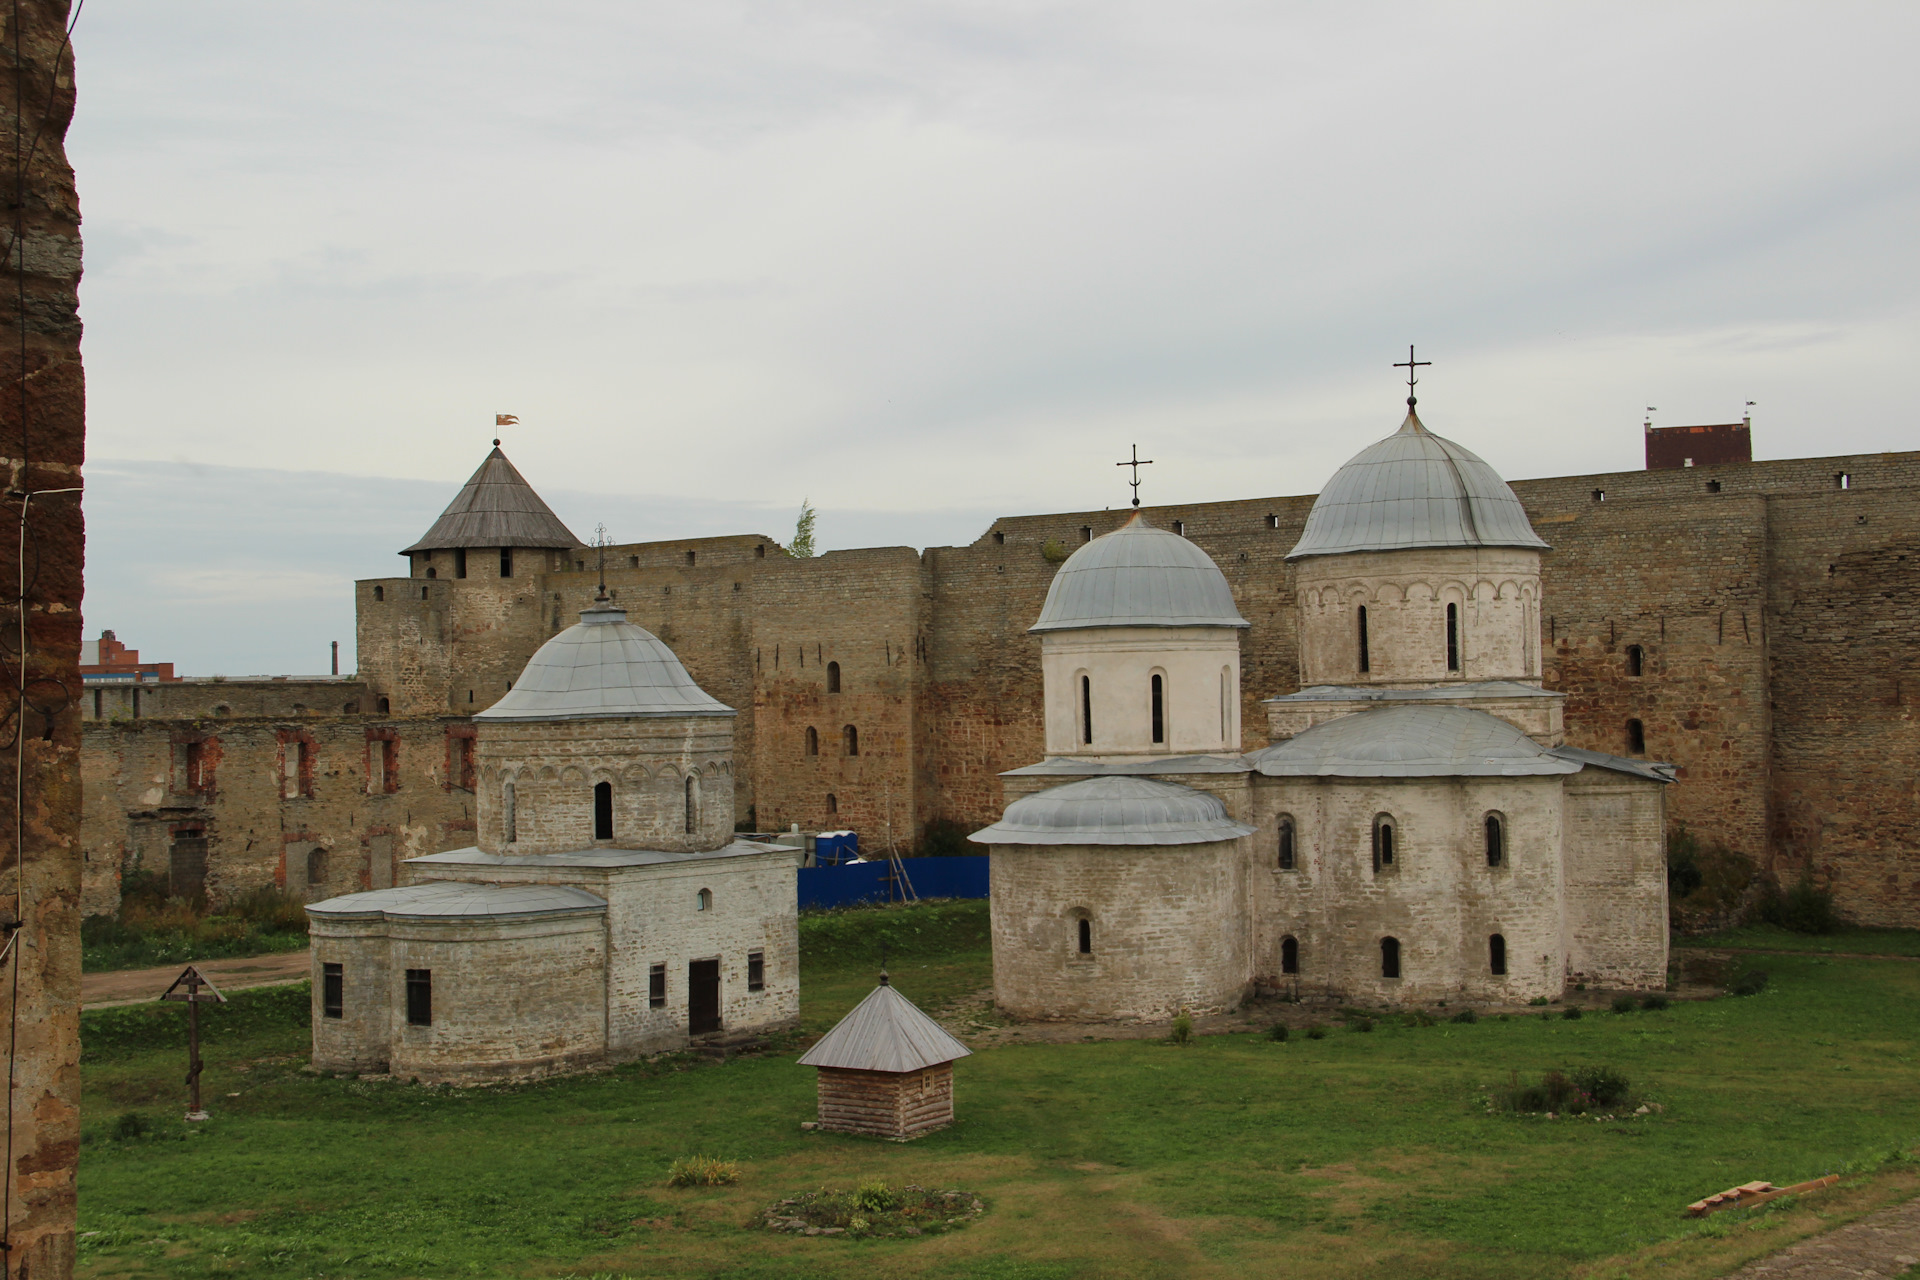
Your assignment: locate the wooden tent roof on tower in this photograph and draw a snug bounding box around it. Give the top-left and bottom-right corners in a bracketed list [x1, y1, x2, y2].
[800, 978, 971, 1139]
[403, 446, 582, 554]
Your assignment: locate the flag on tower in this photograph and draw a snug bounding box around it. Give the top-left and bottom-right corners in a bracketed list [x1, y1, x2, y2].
[495, 413, 518, 427]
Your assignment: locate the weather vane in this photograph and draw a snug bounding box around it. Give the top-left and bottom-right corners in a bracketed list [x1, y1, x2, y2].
[494, 412, 517, 447]
[1393, 346, 1430, 409]
[1115, 444, 1154, 508]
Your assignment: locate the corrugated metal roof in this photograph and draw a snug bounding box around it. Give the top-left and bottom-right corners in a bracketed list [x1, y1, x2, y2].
[1547, 744, 1676, 783]
[411, 840, 791, 869]
[305, 880, 606, 921]
[475, 602, 735, 721]
[968, 775, 1255, 846]
[1030, 512, 1249, 633]
[798, 981, 972, 1073]
[402, 447, 582, 553]
[1245, 704, 1580, 778]
[1287, 411, 1549, 560]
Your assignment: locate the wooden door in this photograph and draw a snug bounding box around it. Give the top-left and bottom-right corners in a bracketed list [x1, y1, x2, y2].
[170, 834, 207, 903]
[688, 959, 721, 1034]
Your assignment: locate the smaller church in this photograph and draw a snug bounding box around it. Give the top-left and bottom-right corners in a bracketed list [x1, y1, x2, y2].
[308, 494, 801, 1081]
[972, 392, 1673, 1016]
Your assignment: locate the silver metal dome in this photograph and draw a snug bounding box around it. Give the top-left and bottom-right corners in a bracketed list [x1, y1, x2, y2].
[1030, 513, 1248, 633]
[1287, 411, 1549, 560]
[1245, 704, 1576, 777]
[475, 601, 735, 722]
[967, 775, 1255, 846]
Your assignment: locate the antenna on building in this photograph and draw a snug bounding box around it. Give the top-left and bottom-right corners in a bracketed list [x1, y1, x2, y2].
[593, 523, 610, 599]
[1115, 444, 1154, 508]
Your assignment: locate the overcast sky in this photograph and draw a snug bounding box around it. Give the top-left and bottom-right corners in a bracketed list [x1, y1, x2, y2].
[72, 3, 1920, 674]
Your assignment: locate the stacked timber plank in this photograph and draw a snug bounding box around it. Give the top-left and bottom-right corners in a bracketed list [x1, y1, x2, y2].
[799, 976, 971, 1140]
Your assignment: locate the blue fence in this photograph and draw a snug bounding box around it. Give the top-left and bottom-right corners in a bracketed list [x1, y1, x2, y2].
[796, 856, 989, 910]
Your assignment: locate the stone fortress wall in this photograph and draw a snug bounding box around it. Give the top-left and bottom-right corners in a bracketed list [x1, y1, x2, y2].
[82, 445, 1920, 927]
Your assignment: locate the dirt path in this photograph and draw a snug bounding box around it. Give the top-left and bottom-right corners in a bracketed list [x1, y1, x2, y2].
[1722, 1194, 1920, 1278]
[83, 949, 311, 1009]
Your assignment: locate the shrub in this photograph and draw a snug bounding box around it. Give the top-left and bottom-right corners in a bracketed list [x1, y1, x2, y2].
[1528, 996, 1550, 1007]
[913, 818, 974, 859]
[667, 1156, 739, 1187]
[1405, 1010, 1436, 1028]
[1450, 1009, 1477, 1025]
[1348, 1016, 1374, 1033]
[854, 1180, 898, 1213]
[1041, 539, 1069, 564]
[1169, 1012, 1193, 1045]
[1561, 1007, 1583, 1020]
[1267, 1023, 1289, 1043]
[1305, 1025, 1327, 1041]
[1641, 993, 1671, 1011]
[1729, 969, 1770, 997]
[1572, 1065, 1631, 1106]
[1497, 1066, 1630, 1116]
[111, 1111, 151, 1142]
[1611, 995, 1636, 1014]
[1758, 871, 1839, 935]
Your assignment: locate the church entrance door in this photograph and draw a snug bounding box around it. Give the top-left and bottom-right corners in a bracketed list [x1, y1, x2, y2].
[688, 959, 721, 1035]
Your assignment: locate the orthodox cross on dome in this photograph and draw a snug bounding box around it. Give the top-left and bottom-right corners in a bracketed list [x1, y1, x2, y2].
[593, 522, 610, 598]
[1115, 443, 1154, 508]
[493, 412, 518, 448]
[1393, 346, 1431, 410]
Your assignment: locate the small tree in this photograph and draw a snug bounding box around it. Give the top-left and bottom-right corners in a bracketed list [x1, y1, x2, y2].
[788, 499, 817, 559]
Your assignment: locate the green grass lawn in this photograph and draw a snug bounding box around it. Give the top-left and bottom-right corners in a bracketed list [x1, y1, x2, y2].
[77, 904, 1920, 1280]
[1675, 923, 1920, 956]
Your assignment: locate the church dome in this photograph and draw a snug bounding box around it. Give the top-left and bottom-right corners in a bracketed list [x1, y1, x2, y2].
[475, 600, 734, 722]
[1287, 410, 1549, 561]
[1030, 513, 1248, 633]
[967, 776, 1255, 846]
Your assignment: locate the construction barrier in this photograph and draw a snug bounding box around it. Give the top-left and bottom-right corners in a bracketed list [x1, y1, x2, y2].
[796, 856, 990, 910]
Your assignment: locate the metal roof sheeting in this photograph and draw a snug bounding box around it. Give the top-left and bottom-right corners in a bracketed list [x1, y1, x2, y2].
[1265, 680, 1560, 706]
[1002, 754, 1252, 777]
[412, 840, 789, 869]
[968, 775, 1255, 846]
[798, 982, 972, 1073]
[1030, 512, 1249, 633]
[1547, 744, 1677, 784]
[403, 447, 582, 553]
[1246, 704, 1579, 778]
[1287, 411, 1549, 560]
[475, 602, 735, 721]
[305, 880, 606, 921]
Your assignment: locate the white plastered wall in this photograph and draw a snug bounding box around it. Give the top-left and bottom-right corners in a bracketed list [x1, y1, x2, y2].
[1039, 626, 1243, 758]
[1561, 768, 1670, 989]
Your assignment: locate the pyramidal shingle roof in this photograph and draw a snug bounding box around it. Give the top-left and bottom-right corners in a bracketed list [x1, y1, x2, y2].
[402, 447, 582, 554]
[798, 981, 973, 1073]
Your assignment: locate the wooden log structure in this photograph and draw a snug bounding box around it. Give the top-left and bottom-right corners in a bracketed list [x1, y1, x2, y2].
[816, 1063, 956, 1140]
[799, 972, 971, 1141]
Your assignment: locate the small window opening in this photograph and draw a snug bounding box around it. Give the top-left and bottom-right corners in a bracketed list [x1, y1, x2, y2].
[322, 962, 344, 1018]
[748, 950, 765, 991]
[805, 726, 819, 756]
[684, 775, 697, 834]
[1171, 520, 1184, 536]
[373, 585, 384, 601]
[696, 887, 712, 912]
[1837, 472, 1852, 489]
[1150, 674, 1165, 744]
[1080, 526, 1092, 543]
[649, 963, 667, 1008]
[1446, 602, 1460, 672]
[1489, 933, 1508, 976]
[499, 547, 513, 577]
[1077, 918, 1092, 955]
[1485, 813, 1504, 866]
[826, 792, 837, 814]
[405, 969, 432, 1026]
[1265, 513, 1278, 529]
[1372, 816, 1395, 872]
[454, 548, 467, 579]
[1380, 936, 1401, 980]
[1707, 479, 1722, 493]
[844, 724, 859, 756]
[993, 531, 1005, 545]
[1281, 935, 1299, 975]
[377, 696, 390, 714]
[504, 781, 517, 843]
[1592, 489, 1606, 503]
[1278, 816, 1296, 870]
[1627, 718, 1646, 754]
[1683, 457, 1694, 467]
[594, 780, 613, 840]
[756, 544, 765, 558]
[1358, 605, 1371, 673]
[92, 688, 101, 719]
[425, 571, 435, 582]
[306, 847, 326, 886]
[1626, 644, 1644, 676]
[1080, 674, 1093, 745]
[826, 661, 840, 693]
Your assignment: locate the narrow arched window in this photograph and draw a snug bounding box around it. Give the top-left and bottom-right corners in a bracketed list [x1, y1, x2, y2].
[696, 888, 712, 912]
[306, 847, 327, 886]
[1485, 813, 1504, 867]
[684, 775, 697, 834]
[1220, 667, 1232, 743]
[1372, 815, 1395, 872]
[504, 781, 516, 843]
[1446, 602, 1460, 672]
[1626, 644, 1644, 676]
[499, 547, 513, 578]
[1080, 675, 1093, 745]
[1358, 605, 1371, 673]
[1277, 816, 1296, 870]
[1380, 936, 1401, 979]
[826, 792, 837, 814]
[1281, 935, 1299, 975]
[844, 725, 859, 756]
[373, 585, 384, 602]
[1627, 718, 1646, 754]
[594, 781, 613, 840]
[1150, 674, 1165, 744]
[805, 726, 818, 756]
[1489, 933, 1507, 976]
[827, 661, 841, 693]
[1078, 918, 1092, 955]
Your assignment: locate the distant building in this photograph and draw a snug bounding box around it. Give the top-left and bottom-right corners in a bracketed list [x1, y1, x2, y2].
[79, 630, 177, 683]
[1645, 418, 1752, 470]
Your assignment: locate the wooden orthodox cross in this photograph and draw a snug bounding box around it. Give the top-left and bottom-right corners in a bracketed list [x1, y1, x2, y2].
[160, 965, 227, 1121]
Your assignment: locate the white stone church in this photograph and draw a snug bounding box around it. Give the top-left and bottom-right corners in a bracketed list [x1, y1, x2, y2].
[307, 592, 800, 1083]
[972, 403, 1673, 1017]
